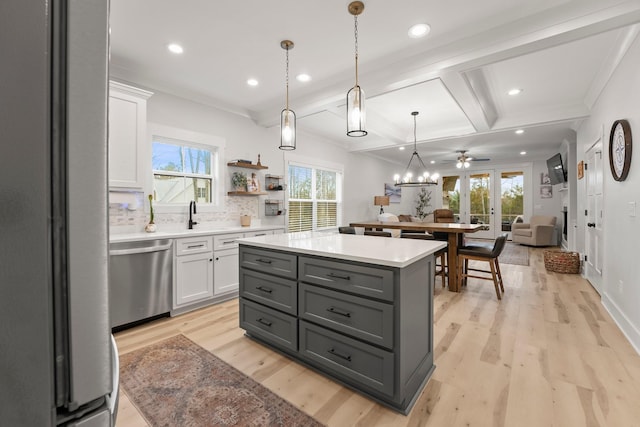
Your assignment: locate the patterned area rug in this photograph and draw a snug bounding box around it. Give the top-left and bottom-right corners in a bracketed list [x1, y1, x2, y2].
[119, 334, 324, 427]
[466, 239, 530, 266]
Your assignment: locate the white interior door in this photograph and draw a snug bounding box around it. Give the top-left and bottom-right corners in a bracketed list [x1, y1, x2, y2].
[585, 140, 604, 294]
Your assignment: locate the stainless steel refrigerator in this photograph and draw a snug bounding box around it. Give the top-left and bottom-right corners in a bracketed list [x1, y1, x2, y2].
[0, 0, 117, 425]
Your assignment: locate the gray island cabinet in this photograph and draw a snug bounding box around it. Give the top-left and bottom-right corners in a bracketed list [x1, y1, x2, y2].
[238, 232, 446, 414]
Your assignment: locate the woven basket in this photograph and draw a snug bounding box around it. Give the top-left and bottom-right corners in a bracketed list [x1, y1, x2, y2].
[543, 250, 580, 274]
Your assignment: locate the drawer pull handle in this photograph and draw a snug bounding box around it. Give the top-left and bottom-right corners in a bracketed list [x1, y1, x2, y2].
[254, 233, 267, 236]
[222, 240, 236, 244]
[255, 258, 273, 264]
[256, 286, 273, 294]
[187, 244, 205, 249]
[256, 318, 272, 327]
[327, 272, 350, 280]
[328, 348, 352, 362]
[327, 306, 351, 318]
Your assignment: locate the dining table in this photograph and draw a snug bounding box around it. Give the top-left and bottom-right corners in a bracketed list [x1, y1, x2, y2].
[349, 220, 485, 292]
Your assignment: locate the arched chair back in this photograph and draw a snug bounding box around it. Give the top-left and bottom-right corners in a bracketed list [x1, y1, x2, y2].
[432, 209, 455, 241]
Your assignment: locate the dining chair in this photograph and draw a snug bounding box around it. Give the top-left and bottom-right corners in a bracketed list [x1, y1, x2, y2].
[364, 230, 392, 237]
[400, 233, 447, 288]
[338, 226, 356, 234]
[456, 233, 508, 299]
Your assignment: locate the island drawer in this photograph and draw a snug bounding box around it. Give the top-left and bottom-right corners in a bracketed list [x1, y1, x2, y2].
[240, 299, 297, 352]
[239, 246, 297, 279]
[299, 283, 393, 349]
[298, 257, 394, 302]
[299, 320, 394, 397]
[213, 232, 244, 250]
[240, 268, 297, 315]
[175, 236, 212, 256]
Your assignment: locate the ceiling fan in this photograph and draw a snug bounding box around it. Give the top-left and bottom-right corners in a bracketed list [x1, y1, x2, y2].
[453, 150, 490, 168]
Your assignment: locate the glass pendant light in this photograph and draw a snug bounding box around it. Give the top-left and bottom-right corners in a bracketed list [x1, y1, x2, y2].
[394, 112, 439, 187]
[346, 1, 367, 137]
[279, 40, 296, 150]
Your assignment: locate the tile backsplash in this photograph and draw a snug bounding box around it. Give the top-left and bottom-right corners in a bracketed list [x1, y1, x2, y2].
[109, 191, 259, 232]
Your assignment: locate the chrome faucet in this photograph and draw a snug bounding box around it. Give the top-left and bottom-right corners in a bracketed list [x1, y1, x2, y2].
[188, 200, 198, 229]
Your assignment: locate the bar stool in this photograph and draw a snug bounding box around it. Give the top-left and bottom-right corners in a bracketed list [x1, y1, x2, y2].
[457, 234, 508, 299]
[400, 233, 447, 288]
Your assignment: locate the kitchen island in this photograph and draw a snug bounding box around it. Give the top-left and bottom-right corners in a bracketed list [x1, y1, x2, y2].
[238, 232, 446, 414]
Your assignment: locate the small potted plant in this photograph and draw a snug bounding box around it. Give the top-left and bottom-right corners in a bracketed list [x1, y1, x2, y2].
[231, 171, 248, 192]
[144, 194, 156, 232]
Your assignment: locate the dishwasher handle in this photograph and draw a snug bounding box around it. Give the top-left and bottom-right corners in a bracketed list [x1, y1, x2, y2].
[109, 242, 173, 256]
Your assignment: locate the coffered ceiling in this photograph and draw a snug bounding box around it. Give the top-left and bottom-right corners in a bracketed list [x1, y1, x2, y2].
[109, 0, 640, 168]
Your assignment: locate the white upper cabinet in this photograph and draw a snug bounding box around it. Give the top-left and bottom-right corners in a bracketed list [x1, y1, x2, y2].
[108, 81, 152, 189]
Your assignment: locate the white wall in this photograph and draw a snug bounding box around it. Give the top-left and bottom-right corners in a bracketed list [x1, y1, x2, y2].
[117, 87, 399, 229]
[576, 34, 640, 353]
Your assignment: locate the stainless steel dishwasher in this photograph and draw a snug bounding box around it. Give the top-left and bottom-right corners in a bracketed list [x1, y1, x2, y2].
[109, 239, 173, 329]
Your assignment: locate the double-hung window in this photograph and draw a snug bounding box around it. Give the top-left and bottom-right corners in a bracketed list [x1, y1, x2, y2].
[150, 125, 224, 208]
[288, 162, 342, 232]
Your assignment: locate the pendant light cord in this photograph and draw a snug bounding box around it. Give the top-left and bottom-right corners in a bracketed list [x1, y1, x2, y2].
[354, 15, 359, 86]
[285, 46, 290, 111]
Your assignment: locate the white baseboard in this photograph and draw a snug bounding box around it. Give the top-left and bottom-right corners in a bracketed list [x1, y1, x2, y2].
[602, 292, 640, 355]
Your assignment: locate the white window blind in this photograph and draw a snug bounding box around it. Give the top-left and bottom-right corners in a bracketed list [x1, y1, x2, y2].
[288, 163, 341, 232]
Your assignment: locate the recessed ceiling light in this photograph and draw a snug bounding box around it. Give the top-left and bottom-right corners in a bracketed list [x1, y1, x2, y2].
[296, 73, 311, 82]
[520, 151, 527, 155]
[247, 78, 259, 87]
[408, 23, 430, 38]
[399, 146, 405, 150]
[430, 160, 436, 164]
[508, 88, 522, 96]
[515, 129, 524, 134]
[167, 43, 184, 54]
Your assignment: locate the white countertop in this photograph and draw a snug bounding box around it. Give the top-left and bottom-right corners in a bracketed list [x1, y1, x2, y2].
[238, 232, 447, 268]
[109, 225, 284, 243]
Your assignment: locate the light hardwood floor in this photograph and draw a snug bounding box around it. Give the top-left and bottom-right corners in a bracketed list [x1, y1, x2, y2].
[114, 247, 640, 426]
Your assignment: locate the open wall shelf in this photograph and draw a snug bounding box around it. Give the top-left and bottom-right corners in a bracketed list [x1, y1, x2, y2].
[227, 161, 268, 170]
[228, 191, 267, 196]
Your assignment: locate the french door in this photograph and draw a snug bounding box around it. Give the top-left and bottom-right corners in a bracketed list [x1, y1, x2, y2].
[442, 168, 526, 240]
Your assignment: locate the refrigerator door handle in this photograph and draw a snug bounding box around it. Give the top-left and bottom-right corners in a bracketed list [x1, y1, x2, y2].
[107, 334, 119, 420]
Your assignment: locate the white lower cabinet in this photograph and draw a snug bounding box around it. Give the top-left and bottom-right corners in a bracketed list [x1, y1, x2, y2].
[174, 236, 214, 308]
[173, 229, 285, 311]
[212, 233, 243, 296]
[214, 247, 239, 295]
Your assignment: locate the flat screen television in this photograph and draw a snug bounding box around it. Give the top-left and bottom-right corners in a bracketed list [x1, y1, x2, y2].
[546, 153, 567, 185]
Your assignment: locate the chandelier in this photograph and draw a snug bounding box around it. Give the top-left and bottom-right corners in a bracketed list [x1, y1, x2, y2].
[394, 112, 439, 187]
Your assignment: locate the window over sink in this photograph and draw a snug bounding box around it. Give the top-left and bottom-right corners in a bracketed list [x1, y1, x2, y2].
[149, 124, 225, 211]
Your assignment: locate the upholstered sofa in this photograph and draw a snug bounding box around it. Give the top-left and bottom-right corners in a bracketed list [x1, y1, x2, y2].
[511, 215, 557, 246]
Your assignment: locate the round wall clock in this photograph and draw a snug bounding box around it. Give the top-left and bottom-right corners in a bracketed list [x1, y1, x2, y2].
[609, 119, 632, 181]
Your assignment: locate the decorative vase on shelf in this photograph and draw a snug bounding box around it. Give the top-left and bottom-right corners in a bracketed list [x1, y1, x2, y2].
[145, 194, 156, 233]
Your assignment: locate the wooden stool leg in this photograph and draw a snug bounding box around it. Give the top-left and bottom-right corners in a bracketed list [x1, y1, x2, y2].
[441, 252, 447, 288]
[489, 259, 501, 300]
[495, 258, 504, 293]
